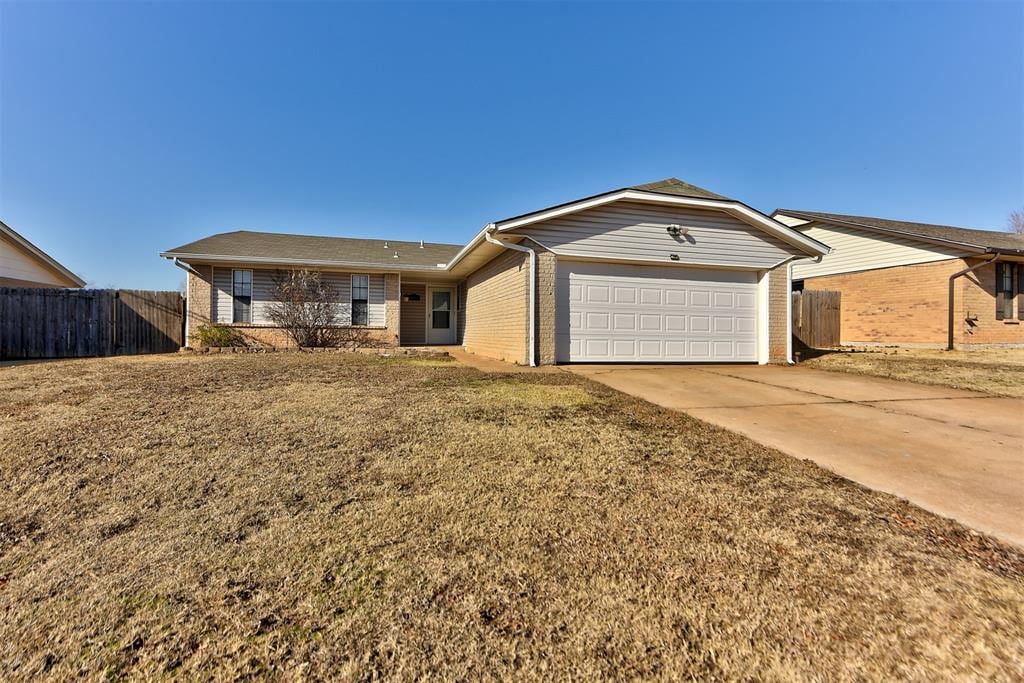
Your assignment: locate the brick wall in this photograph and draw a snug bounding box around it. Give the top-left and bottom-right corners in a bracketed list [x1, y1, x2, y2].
[959, 260, 1024, 345]
[384, 273, 400, 347]
[186, 266, 213, 345]
[802, 258, 1024, 347]
[534, 249, 557, 365]
[461, 249, 530, 364]
[767, 263, 789, 363]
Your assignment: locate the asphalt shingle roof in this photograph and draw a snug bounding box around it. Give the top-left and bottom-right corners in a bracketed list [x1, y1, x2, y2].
[163, 231, 463, 269]
[778, 209, 1024, 253]
[630, 178, 731, 201]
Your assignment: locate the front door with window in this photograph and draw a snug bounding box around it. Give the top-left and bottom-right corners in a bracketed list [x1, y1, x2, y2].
[426, 287, 456, 345]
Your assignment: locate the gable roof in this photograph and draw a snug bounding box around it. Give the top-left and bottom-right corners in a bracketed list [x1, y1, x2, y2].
[487, 179, 829, 258]
[629, 178, 732, 201]
[0, 220, 85, 287]
[161, 230, 462, 270]
[776, 209, 1024, 254]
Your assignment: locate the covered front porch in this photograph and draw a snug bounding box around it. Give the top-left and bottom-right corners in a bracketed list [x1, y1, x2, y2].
[399, 280, 461, 347]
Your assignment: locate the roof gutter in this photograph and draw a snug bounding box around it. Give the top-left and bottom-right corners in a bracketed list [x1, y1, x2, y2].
[948, 254, 1001, 351]
[484, 226, 536, 367]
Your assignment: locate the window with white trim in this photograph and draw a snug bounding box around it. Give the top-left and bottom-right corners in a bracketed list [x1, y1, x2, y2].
[351, 274, 369, 326]
[232, 269, 253, 323]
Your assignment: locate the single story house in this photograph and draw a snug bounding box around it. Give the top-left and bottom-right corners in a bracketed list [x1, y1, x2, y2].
[161, 178, 830, 365]
[0, 220, 85, 288]
[773, 210, 1024, 348]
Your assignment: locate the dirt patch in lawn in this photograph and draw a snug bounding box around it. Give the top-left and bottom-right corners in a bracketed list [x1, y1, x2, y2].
[1, 353, 1022, 680]
[801, 347, 1024, 398]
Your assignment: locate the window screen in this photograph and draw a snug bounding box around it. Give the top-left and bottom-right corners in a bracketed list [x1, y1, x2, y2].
[352, 275, 369, 325]
[232, 269, 253, 324]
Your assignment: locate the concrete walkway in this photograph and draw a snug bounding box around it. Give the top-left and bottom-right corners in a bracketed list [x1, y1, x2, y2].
[567, 364, 1024, 548]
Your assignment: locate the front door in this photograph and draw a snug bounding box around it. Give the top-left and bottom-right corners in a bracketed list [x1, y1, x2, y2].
[426, 287, 456, 345]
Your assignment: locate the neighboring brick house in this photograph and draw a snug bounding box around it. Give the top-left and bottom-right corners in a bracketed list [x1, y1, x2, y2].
[160, 179, 829, 365]
[773, 210, 1024, 348]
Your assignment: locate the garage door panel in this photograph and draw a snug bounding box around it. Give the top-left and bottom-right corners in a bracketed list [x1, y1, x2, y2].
[559, 262, 758, 363]
[613, 313, 636, 330]
[614, 287, 636, 304]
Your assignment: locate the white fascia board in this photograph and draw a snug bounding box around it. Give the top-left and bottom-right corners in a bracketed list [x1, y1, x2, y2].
[443, 223, 495, 270]
[494, 190, 831, 257]
[160, 252, 447, 273]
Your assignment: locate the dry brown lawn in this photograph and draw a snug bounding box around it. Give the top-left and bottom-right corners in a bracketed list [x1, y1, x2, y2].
[1, 353, 1023, 680]
[801, 347, 1024, 398]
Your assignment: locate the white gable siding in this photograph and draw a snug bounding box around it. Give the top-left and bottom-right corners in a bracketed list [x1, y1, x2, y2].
[509, 201, 805, 269]
[0, 233, 71, 286]
[790, 222, 968, 279]
[212, 267, 385, 325]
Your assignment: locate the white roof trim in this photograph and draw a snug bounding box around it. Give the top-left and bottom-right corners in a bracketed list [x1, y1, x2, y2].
[159, 252, 446, 272]
[0, 220, 85, 287]
[493, 190, 830, 257]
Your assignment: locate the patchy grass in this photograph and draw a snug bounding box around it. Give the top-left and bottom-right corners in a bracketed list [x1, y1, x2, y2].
[801, 347, 1024, 398]
[1, 353, 1022, 680]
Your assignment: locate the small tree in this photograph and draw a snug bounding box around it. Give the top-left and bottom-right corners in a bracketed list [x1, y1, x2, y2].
[1009, 208, 1024, 235]
[266, 269, 370, 348]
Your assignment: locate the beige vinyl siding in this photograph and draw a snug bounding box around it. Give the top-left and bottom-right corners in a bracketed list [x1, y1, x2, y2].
[400, 283, 426, 344]
[0, 233, 75, 287]
[212, 267, 386, 326]
[461, 249, 529, 364]
[790, 221, 968, 279]
[509, 201, 804, 269]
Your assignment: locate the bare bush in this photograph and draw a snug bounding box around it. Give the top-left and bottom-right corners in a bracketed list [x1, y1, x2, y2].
[266, 269, 376, 348]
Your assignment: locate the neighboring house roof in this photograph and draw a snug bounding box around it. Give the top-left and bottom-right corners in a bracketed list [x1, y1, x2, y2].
[161, 230, 463, 271]
[0, 220, 85, 287]
[775, 209, 1024, 254]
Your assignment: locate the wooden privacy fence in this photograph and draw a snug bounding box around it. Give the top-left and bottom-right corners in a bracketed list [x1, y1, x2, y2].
[792, 289, 841, 349]
[0, 288, 184, 359]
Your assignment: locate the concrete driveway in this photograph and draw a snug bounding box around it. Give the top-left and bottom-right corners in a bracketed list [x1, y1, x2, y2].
[568, 364, 1024, 548]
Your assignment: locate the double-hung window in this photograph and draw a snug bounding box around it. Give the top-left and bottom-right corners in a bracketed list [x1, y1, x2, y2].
[351, 274, 369, 326]
[232, 269, 253, 324]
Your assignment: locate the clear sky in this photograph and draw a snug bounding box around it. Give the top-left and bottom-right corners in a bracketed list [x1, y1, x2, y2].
[1, 1, 1021, 290]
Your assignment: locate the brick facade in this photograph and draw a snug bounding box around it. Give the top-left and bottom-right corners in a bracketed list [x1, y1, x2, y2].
[185, 266, 213, 342]
[460, 249, 530, 364]
[534, 249, 557, 365]
[802, 258, 1024, 347]
[767, 263, 790, 363]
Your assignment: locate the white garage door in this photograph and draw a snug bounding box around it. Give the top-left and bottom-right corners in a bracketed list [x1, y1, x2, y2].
[557, 261, 759, 362]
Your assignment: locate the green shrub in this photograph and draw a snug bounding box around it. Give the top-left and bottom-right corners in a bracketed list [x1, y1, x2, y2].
[190, 323, 246, 348]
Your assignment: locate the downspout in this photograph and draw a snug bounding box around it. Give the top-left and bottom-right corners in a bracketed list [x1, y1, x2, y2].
[484, 226, 537, 367]
[782, 254, 823, 364]
[948, 254, 1000, 351]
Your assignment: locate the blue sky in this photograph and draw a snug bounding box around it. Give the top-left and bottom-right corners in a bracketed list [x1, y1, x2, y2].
[1, 1, 1021, 289]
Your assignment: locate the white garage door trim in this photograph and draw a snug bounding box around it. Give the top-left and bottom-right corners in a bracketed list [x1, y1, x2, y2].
[556, 261, 763, 363]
